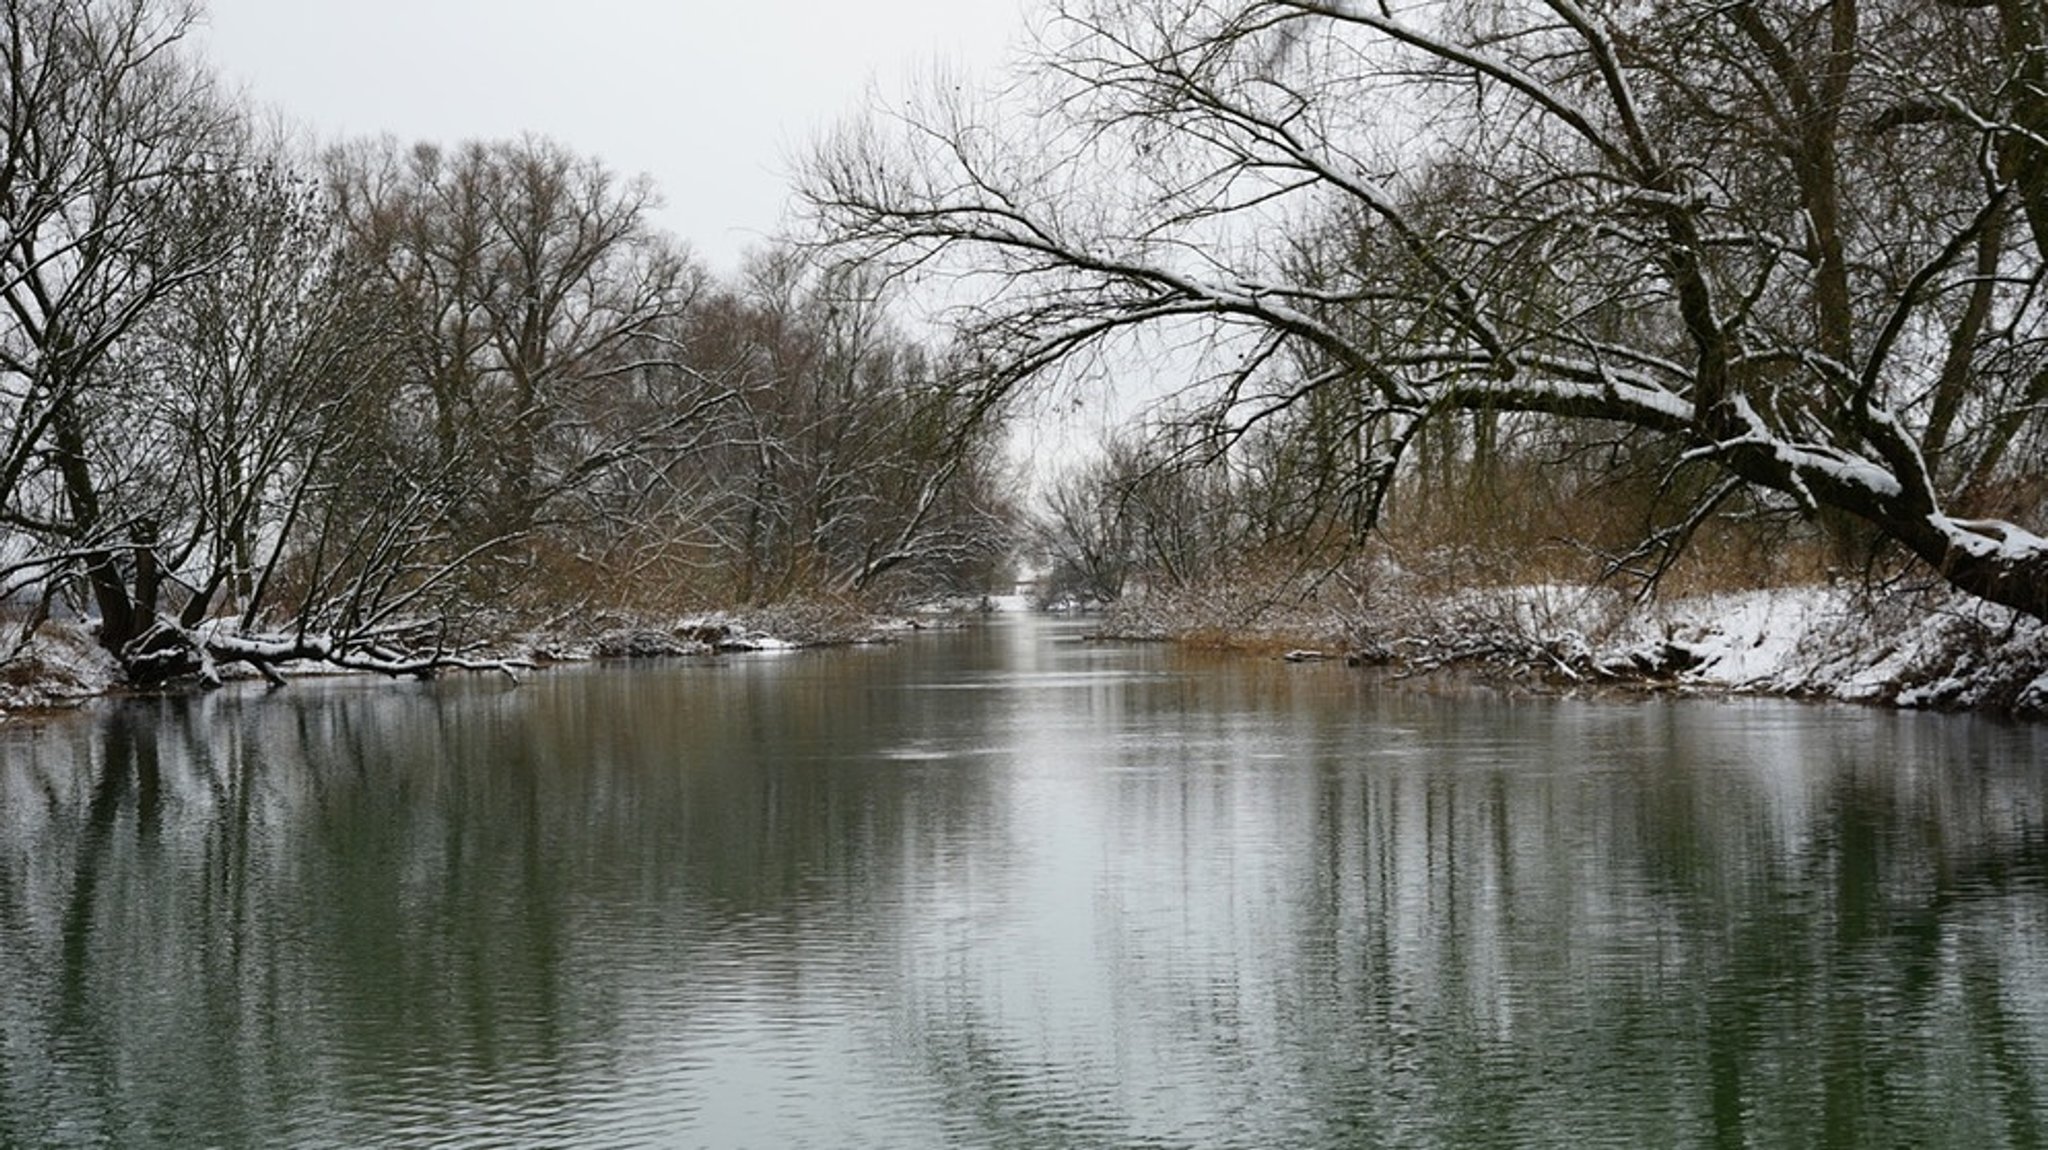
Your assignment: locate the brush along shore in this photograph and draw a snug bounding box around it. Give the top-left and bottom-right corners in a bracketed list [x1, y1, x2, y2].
[0, 597, 991, 721]
[1091, 581, 2048, 717]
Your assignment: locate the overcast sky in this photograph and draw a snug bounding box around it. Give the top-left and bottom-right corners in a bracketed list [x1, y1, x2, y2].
[197, 0, 1030, 275]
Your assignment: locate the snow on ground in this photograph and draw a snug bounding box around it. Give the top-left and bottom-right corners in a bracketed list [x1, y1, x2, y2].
[1617, 585, 2046, 711]
[5, 587, 2043, 717]
[1662, 588, 1832, 687]
[1104, 578, 2048, 716]
[0, 593, 1007, 719]
[0, 624, 120, 718]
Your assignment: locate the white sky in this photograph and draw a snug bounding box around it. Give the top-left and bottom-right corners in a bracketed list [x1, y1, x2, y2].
[196, 0, 1031, 275]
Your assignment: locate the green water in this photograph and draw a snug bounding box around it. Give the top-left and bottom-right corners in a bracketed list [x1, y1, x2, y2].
[1, 616, 2045, 1147]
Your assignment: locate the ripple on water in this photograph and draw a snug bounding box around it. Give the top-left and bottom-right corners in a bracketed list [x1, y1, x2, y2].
[5, 623, 2047, 1148]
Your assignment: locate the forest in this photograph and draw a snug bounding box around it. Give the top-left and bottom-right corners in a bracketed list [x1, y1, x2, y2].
[8, 0, 2048, 707]
[1, 0, 1013, 688]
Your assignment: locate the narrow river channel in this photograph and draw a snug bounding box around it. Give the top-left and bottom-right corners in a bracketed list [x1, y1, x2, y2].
[2, 615, 2045, 1147]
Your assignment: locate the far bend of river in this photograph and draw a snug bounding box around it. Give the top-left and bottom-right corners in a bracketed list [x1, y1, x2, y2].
[3, 617, 2047, 1148]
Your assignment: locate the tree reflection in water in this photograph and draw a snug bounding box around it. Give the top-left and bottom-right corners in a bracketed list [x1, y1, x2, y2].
[0, 629, 2042, 1148]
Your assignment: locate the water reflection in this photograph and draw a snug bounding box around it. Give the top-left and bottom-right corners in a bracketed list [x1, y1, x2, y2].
[0, 619, 2044, 1147]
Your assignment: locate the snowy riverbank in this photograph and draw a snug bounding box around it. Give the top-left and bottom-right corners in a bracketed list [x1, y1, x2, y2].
[1100, 582, 2048, 717]
[8, 585, 2045, 720]
[0, 599, 974, 721]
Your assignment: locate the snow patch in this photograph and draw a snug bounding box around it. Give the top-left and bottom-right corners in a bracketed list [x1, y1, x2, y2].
[1929, 514, 2048, 562]
[1104, 573, 2048, 716]
[0, 624, 120, 718]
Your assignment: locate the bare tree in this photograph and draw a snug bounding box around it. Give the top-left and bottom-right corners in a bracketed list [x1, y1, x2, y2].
[844, 375, 1016, 595]
[677, 250, 1015, 604]
[1035, 444, 1143, 605]
[0, 3, 540, 683]
[140, 161, 384, 625]
[805, 0, 2048, 620]
[326, 136, 709, 548]
[0, 0, 243, 654]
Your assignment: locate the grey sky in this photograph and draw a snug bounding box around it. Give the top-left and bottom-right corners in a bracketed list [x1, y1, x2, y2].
[197, 0, 1029, 274]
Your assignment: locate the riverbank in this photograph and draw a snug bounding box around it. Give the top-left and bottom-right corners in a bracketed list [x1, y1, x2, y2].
[0, 598, 984, 722]
[10, 584, 2046, 720]
[1097, 581, 2048, 717]
[525, 600, 937, 662]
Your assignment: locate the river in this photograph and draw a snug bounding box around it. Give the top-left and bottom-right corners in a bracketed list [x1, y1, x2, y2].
[1, 615, 2045, 1147]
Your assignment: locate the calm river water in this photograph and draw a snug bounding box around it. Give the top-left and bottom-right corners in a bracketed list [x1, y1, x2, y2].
[2, 616, 2046, 1147]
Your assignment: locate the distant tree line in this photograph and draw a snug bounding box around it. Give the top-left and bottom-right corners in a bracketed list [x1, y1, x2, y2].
[0, 0, 1013, 684]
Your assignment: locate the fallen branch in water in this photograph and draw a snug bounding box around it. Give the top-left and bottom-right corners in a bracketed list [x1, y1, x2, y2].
[120, 618, 530, 688]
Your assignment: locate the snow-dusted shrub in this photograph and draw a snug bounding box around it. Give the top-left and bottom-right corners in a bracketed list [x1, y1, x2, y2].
[0, 626, 119, 715]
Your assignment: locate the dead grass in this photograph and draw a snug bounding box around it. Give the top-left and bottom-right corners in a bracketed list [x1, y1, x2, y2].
[1366, 458, 1843, 601]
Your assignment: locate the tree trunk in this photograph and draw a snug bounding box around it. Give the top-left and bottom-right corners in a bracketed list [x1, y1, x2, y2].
[51, 402, 138, 653]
